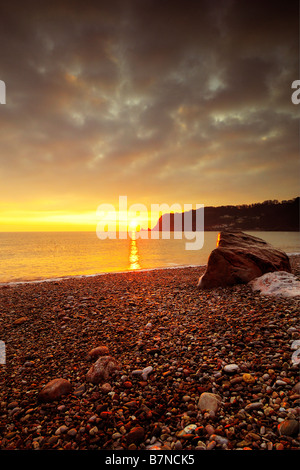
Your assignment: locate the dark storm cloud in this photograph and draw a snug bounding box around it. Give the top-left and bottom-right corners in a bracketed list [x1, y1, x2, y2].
[0, 0, 299, 213]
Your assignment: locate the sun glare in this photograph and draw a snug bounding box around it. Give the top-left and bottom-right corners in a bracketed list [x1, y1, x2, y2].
[129, 218, 139, 231]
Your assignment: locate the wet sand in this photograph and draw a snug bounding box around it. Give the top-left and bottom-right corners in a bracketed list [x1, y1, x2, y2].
[1, 256, 299, 450]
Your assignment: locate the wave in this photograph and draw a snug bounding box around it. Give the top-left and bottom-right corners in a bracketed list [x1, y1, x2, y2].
[0, 263, 206, 287]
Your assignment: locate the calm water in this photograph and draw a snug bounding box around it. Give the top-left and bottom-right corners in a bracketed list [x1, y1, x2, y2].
[0, 231, 299, 284]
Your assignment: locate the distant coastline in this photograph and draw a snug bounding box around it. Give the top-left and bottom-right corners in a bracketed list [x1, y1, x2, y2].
[151, 197, 299, 232]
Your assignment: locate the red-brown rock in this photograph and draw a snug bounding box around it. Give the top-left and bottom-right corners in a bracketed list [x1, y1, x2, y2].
[126, 426, 145, 445]
[38, 378, 72, 402]
[278, 419, 299, 436]
[87, 345, 110, 360]
[13, 316, 29, 326]
[198, 231, 291, 289]
[86, 356, 121, 384]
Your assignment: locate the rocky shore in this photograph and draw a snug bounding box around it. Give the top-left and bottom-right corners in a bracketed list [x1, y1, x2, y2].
[1, 256, 300, 451]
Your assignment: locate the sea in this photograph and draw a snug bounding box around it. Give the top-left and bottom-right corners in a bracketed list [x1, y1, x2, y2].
[0, 231, 299, 284]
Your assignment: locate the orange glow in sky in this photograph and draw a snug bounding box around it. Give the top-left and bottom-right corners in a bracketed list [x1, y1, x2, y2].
[0, 2, 298, 232]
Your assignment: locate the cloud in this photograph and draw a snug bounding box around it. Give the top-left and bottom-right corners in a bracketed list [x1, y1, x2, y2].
[0, 0, 299, 221]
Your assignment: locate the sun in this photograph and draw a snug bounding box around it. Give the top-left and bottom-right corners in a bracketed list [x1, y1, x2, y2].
[129, 218, 139, 231]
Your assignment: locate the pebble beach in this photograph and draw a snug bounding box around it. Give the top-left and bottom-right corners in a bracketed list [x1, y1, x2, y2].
[1, 256, 300, 451]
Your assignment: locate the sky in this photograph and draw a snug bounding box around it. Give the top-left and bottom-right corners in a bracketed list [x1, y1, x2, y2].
[0, 0, 299, 231]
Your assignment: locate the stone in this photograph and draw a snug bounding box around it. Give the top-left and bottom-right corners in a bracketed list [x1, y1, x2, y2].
[183, 424, 197, 433]
[249, 271, 300, 297]
[293, 382, 300, 394]
[210, 434, 229, 447]
[132, 369, 143, 376]
[87, 345, 110, 360]
[243, 373, 255, 384]
[174, 440, 183, 450]
[198, 392, 221, 414]
[245, 402, 263, 411]
[195, 441, 206, 450]
[198, 231, 291, 289]
[141, 366, 153, 381]
[13, 316, 29, 325]
[74, 384, 85, 396]
[278, 419, 299, 436]
[126, 426, 145, 445]
[101, 383, 112, 393]
[224, 364, 239, 374]
[38, 378, 72, 402]
[205, 424, 215, 435]
[86, 356, 121, 384]
[55, 425, 68, 435]
[123, 381, 132, 389]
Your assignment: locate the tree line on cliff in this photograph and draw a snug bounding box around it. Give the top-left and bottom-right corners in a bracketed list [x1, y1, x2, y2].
[152, 197, 299, 231]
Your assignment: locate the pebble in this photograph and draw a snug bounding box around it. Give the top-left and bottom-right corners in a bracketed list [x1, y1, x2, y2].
[2, 257, 300, 451]
[13, 316, 29, 325]
[183, 424, 197, 433]
[38, 378, 72, 402]
[278, 419, 299, 436]
[275, 380, 288, 387]
[55, 425, 68, 435]
[293, 382, 300, 394]
[195, 441, 206, 450]
[89, 426, 98, 436]
[223, 364, 239, 374]
[205, 425, 215, 436]
[141, 366, 153, 381]
[210, 434, 229, 447]
[126, 426, 145, 445]
[243, 373, 255, 384]
[87, 345, 110, 360]
[245, 402, 263, 411]
[198, 393, 221, 414]
[86, 356, 121, 384]
[101, 383, 112, 393]
[207, 440, 216, 450]
[132, 369, 143, 376]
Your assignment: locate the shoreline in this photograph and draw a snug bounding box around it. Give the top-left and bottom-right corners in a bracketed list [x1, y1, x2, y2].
[1, 257, 299, 451]
[0, 263, 206, 288]
[1, 252, 300, 288]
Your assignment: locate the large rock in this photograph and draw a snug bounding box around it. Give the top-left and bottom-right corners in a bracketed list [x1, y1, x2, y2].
[249, 271, 300, 297]
[198, 231, 291, 289]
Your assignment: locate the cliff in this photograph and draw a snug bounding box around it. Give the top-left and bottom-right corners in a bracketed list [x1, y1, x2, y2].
[151, 197, 299, 232]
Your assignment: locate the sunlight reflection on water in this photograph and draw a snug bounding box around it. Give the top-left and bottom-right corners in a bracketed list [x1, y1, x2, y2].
[129, 231, 141, 270]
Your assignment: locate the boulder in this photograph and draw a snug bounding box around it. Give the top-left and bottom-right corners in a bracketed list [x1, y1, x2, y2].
[249, 271, 300, 297]
[38, 378, 72, 402]
[198, 231, 291, 289]
[86, 356, 121, 384]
